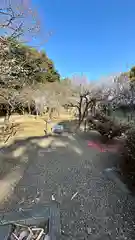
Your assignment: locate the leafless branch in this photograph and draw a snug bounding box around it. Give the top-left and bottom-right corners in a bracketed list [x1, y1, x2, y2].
[0, 1, 42, 42]
[0, 3, 24, 38]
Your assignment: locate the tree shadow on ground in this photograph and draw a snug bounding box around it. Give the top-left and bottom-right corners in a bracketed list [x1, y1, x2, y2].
[0, 134, 70, 178]
[0, 126, 135, 240]
[58, 119, 135, 193]
[0, 131, 86, 208]
[0, 118, 132, 202]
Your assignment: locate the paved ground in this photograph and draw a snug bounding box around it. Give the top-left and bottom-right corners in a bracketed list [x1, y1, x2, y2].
[0, 132, 135, 239]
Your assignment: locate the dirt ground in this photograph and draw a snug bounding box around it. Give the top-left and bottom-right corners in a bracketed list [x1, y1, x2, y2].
[0, 115, 135, 239]
[0, 114, 75, 203]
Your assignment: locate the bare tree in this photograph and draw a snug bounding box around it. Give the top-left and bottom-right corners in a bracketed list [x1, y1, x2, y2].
[0, 88, 21, 142]
[0, 0, 40, 40]
[0, 88, 20, 120]
[66, 75, 103, 128]
[65, 73, 133, 130]
[32, 83, 62, 119]
[0, 0, 44, 91]
[18, 86, 35, 114]
[0, 0, 52, 51]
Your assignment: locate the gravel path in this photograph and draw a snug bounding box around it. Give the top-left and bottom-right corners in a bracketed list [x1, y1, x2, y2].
[1, 133, 135, 239]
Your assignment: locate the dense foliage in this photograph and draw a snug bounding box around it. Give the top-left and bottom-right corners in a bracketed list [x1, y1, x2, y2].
[88, 111, 130, 142]
[120, 128, 135, 190]
[129, 66, 135, 82]
[0, 37, 60, 89]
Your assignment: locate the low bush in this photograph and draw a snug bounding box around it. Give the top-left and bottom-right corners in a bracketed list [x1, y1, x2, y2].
[88, 112, 130, 142]
[120, 128, 135, 189]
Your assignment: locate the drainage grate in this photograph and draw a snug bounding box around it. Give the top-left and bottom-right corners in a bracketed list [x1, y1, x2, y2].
[0, 201, 60, 239]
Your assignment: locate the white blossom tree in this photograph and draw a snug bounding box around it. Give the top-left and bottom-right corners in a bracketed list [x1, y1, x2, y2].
[65, 73, 133, 129]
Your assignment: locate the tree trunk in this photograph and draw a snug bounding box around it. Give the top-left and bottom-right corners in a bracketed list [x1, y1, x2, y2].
[44, 120, 48, 134]
[84, 119, 87, 132]
[28, 102, 31, 115]
[4, 106, 11, 124]
[36, 109, 39, 118]
[78, 101, 90, 129]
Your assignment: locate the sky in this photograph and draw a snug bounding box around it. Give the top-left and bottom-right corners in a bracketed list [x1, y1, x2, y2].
[32, 0, 135, 81]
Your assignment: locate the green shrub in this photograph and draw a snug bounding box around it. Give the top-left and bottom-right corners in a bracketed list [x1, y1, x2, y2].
[88, 112, 129, 142]
[120, 128, 135, 187]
